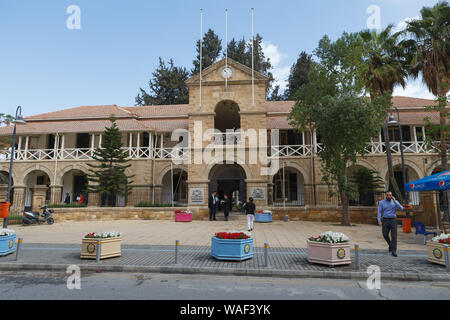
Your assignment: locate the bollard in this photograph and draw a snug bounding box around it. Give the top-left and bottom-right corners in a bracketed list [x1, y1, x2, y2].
[175, 240, 180, 264]
[354, 243, 360, 270]
[96, 240, 101, 262]
[264, 243, 269, 267]
[15, 238, 23, 261]
[445, 245, 449, 272]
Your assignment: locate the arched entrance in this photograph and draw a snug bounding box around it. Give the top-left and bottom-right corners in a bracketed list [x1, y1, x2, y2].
[272, 167, 305, 206]
[214, 100, 240, 145]
[61, 169, 88, 204]
[24, 170, 50, 210]
[209, 163, 246, 210]
[162, 169, 188, 206]
[385, 164, 421, 204]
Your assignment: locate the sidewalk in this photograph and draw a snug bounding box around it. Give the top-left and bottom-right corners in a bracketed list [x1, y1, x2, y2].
[1, 219, 448, 281]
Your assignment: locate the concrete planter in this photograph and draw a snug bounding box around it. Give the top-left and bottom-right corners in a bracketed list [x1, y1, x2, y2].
[81, 237, 121, 260]
[211, 237, 253, 261]
[0, 234, 16, 256]
[175, 212, 192, 222]
[307, 240, 351, 266]
[255, 210, 272, 223]
[426, 241, 448, 266]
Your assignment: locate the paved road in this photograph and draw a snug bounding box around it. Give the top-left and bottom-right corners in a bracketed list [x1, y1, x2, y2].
[1, 271, 449, 300]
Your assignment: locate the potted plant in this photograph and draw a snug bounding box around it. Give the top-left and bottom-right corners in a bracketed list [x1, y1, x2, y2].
[255, 209, 272, 222]
[174, 209, 192, 222]
[80, 231, 122, 260]
[426, 233, 449, 266]
[307, 231, 351, 266]
[211, 231, 253, 261]
[0, 228, 16, 256]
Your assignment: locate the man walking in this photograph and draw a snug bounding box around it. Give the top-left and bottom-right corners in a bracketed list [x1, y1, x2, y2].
[208, 191, 218, 221]
[378, 191, 404, 257]
[222, 194, 230, 221]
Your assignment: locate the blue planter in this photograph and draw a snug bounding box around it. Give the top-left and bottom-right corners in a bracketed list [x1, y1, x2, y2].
[0, 234, 16, 256]
[255, 213, 272, 222]
[211, 236, 253, 261]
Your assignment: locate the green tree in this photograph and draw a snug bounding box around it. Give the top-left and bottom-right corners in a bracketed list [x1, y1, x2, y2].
[284, 51, 313, 100]
[268, 85, 284, 101]
[349, 167, 385, 206]
[86, 116, 134, 207]
[192, 29, 223, 74]
[0, 113, 13, 150]
[405, 1, 450, 221]
[290, 34, 389, 226]
[135, 58, 189, 106]
[359, 25, 410, 202]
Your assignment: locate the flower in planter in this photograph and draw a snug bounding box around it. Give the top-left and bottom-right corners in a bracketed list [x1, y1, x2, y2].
[431, 233, 450, 244]
[214, 231, 251, 240]
[0, 228, 15, 237]
[309, 231, 349, 243]
[84, 231, 121, 239]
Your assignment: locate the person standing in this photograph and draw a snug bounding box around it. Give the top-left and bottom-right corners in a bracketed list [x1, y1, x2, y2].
[378, 191, 404, 257]
[208, 191, 218, 221]
[222, 194, 230, 221]
[243, 197, 256, 231]
[64, 193, 71, 204]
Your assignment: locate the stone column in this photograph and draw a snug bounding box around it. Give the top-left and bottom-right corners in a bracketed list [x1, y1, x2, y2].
[127, 185, 152, 206]
[0, 184, 7, 201]
[153, 184, 163, 204]
[187, 180, 209, 220]
[246, 180, 268, 208]
[31, 186, 48, 212]
[87, 193, 101, 207]
[10, 186, 25, 215]
[50, 185, 63, 205]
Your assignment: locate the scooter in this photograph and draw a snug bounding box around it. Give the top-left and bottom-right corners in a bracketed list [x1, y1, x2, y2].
[22, 205, 55, 225]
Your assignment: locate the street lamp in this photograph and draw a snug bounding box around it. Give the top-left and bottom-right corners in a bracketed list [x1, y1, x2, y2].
[388, 106, 410, 218]
[3, 106, 26, 228]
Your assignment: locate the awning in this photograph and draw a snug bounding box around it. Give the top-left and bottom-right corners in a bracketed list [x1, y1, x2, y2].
[405, 170, 450, 191]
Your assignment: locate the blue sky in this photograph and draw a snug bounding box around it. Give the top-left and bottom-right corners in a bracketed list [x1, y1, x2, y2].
[0, 0, 440, 117]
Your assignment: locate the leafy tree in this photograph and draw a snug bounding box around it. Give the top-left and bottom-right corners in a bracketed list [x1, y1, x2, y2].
[86, 116, 134, 207]
[290, 34, 389, 226]
[405, 1, 450, 220]
[268, 85, 284, 101]
[349, 167, 385, 206]
[135, 58, 189, 106]
[284, 51, 313, 100]
[359, 25, 410, 202]
[0, 113, 13, 151]
[192, 29, 223, 74]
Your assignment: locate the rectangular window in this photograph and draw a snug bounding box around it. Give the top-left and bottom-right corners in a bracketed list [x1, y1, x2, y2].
[76, 133, 90, 149]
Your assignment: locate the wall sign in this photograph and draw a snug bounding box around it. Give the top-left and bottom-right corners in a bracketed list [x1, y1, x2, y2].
[190, 188, 205, 204]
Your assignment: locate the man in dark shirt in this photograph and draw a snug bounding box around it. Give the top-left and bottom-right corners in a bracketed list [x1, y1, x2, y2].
[208, 191, 218, 221]
[222, 194, 230, 221]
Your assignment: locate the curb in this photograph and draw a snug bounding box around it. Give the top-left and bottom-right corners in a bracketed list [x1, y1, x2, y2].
[0, 263, 449, 282]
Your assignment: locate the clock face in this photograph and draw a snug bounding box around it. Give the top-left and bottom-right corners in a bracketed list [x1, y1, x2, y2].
[220, 67, 233, 79]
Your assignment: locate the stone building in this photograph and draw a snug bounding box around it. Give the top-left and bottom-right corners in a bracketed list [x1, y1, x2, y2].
[0, 58, 448, 223]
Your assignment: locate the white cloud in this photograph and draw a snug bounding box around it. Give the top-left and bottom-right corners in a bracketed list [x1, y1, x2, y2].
[392, 15, 419, 34]
[261, 41, 290, 90]
[393, 77, 435, 99]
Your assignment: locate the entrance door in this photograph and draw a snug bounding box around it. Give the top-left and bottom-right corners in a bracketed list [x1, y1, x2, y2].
[209, 164, 247, 211]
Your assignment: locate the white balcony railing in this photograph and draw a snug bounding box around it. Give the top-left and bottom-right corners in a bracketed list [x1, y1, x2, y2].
[0, 141, 445, 162]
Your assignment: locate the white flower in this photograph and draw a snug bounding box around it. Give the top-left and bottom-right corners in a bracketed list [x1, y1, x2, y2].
[0, 228, 16, 236]
[431, 233, 449, 242]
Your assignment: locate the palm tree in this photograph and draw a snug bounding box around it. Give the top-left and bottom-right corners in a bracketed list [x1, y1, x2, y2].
[359, 25, 410, 201]
[404, 1, 449, 171]
[404, 1, 450, 222]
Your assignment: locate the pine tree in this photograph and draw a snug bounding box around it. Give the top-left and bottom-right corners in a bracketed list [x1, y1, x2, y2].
[135, 58, 189, 106]
[86, 116, 134, 207]
[192, 29, 223, 74]
[285, 51, 313, 100]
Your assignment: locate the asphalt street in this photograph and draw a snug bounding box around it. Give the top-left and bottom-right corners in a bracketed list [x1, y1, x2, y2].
[0, 270, 449, 300]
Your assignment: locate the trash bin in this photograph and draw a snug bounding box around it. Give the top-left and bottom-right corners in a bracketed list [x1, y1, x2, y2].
[0, 201, 10, 218]
[403, 218, 411, 233]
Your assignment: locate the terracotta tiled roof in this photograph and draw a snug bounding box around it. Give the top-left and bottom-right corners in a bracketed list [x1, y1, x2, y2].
[25, 105, 133, 120]
[123, 104, 189, 118]
[139, 119, 189, 132]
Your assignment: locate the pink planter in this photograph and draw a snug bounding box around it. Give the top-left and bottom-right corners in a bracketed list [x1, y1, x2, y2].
[307, 240, 351, 266]
[174, 212, 192, 222]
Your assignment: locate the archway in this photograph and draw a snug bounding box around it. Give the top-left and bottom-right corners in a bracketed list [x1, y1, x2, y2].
[24, 170, 50, 210]
[61, 169, 88, 204]
[347, 164, 383, 206]
[385, 164, 421, 204]
[272, 166, 305, 206]
[161, 169, 188, 206]
[209, 163, 246, 210]
[214, 100, 240, 132]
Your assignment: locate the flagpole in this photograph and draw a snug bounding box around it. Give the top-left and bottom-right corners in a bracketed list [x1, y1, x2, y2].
[251, 8, 255, 108]
[225, 8, 228, 89]
[200, 8, 203, 110]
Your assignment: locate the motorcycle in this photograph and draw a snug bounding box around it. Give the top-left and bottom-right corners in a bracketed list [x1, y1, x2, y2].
[22, 205, 55, 225]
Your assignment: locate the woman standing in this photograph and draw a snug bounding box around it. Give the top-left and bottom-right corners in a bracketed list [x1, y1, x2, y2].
[243, 197, 255, 231]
